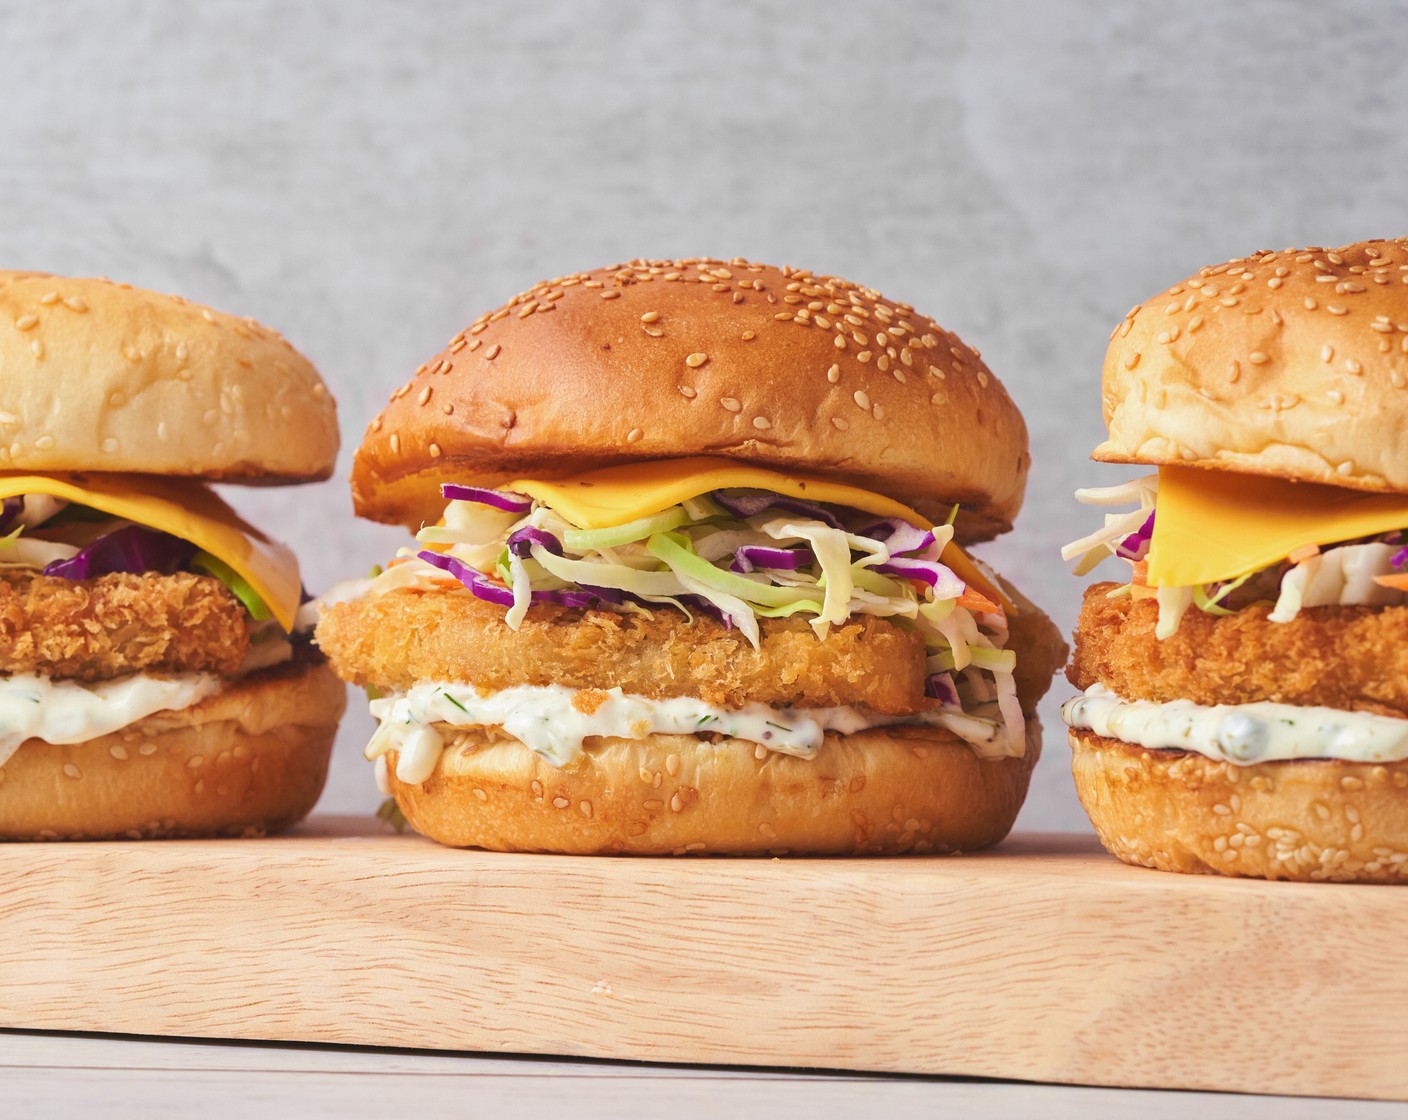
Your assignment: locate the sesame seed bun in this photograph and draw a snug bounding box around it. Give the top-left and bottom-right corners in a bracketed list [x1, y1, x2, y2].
[1096, 238, 1408, 492]
[351, 257, 1029, 542]
[1070, 730, 1408, 883]
[0, 272, 339, 482]
[0, 658, 346, 841]
[384, 720, 1041, 856]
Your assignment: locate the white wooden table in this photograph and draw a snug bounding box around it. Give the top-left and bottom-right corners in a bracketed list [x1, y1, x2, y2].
[5, 1032, 1401, 1118]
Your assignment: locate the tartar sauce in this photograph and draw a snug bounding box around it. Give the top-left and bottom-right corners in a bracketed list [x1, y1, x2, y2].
[1062, 683, 1408, 765]
[367, 682, 1017, 784]
[0, 672, 221, 767]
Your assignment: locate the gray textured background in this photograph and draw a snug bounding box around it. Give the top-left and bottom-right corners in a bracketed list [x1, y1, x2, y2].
[2, 1, 1404, 829]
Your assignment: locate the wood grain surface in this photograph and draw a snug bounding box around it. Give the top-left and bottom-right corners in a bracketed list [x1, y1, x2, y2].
[1, 817, 1404, 1100]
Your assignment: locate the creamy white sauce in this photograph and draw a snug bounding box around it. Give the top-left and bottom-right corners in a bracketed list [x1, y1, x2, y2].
[0, 672, 221, 767]
[1062, 683, 1408, 765]
[366, 681, 1018, 784]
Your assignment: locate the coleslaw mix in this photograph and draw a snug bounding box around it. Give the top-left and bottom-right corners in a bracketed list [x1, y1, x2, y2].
[363, 482, 1028, 758]
[1063, 473, 1408, 638]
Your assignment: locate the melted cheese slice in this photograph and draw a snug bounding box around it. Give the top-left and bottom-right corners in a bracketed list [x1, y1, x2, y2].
[0, 473, 301, 630]
[508, 457, 1012, 612]
[1148, 465, 1408, 588]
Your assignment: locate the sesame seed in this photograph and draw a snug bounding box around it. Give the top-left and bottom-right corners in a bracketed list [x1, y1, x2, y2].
[753, 416, 770, 430]
[553, 797, 570, 809]
[14, 314, 37, 331]
[640, 311, 660, 323]
[677, 385, 697, 399]
[62, 763, 81, 779]
[389, 433, 401, 453]
[831, 416, 849, 431]
[580, 800, 593, 818]
[857, 350, 872, 363]
[892, 369, 906, 383]
[1229, 361, 1241, 383]
[833, 334, 846, 350]
[1327, 388, 1345, 402]
[720, 397, 741, 412]
[1346, 358, 1362, 374]
[417, 386, 432, 406]
[1322, 344, 1334, 363]
[1248, 351, 1269, 365]
[428, 443, 442, 458]
[826, 364, 841, 383]
[669, 793, 684, 813]
[774, 312, 793, 321]
[741, 331, 756, 342]
[626, 427, 643, 443]
[685, 352, 708, 368]
[853, 389, 871, 410]
[600, 290, 621, 300]
[1328, 304, 1348, 316]
[1305, 297, 1318, 310]
[441, 403, 454, 415]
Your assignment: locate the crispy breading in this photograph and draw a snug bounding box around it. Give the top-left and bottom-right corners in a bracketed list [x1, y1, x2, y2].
[1068, 581, 1408, 714]
[318, 590, 926, 712]
[0, 570, 249, 681]
[317, 585, 1066, 715]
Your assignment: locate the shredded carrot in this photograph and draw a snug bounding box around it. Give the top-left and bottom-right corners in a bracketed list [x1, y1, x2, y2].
[1131, 560, 1149, 586]
[1287, 543, 1320, 564]
[1373, 573, 1408, 591]
[955, 587, 1001, 614]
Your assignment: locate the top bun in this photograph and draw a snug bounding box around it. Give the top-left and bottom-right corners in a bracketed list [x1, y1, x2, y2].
[352, 258, 1029, 541]
[0, 272, 339, 483]
[1097, 238, 1408, 493]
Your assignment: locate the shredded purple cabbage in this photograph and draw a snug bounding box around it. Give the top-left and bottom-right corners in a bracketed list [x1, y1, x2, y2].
[859, 518, 934, 556]
[418, 549, 516, 606]
[419, 549, 622, 610]
[1115, 510, 1155, 560]
[730, 545, 814, 573]
[507, 527, 563, 557]
[873, 557, 966, 599]
[0, 497, 22, 536]
[924, 672, 960, 707]
[43, 526, 196, 581]
[710, 490, 844, 530]
[1391, 544, 1408, 571]
[440, 484, 532, 513]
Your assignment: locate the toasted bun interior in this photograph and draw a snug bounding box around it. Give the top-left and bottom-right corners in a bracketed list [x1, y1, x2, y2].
[1095, 238, 1408, 493]
[352, 258, 1029, 542]
[385, 721, 1041, 856]
[1070, 729, 1408, 882]
[0, 272, 339, 482]
[0, 660, 347, 840]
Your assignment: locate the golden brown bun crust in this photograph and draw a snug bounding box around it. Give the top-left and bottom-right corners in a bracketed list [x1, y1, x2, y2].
[1069, 582, 1408, 714]
[1096, 238, 1408, 493]
[0, 659, 346, 840]
[352, 258, 1028, 542]
[386, 720, 1040, 856]
[0, 272, 338, 482]
[1070, 730, 1408, 882]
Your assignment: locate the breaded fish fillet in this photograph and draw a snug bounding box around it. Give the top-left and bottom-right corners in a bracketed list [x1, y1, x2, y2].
[318, 584, 1067, 715]
[0, 571, 249, 681]
[1068, 582, 1408, 715]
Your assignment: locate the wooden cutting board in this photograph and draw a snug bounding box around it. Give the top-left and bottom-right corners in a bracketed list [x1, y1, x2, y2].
[2, 816, 1403, 1100]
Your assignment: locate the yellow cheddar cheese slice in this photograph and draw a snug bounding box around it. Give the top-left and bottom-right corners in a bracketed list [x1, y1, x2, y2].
[0, 473, 301, 630]
[508, 457, 1012, 613]
[1148, 465, 1408, 588]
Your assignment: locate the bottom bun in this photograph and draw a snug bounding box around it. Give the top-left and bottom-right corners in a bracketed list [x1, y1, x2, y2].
[1070, 729, 1408, 882]
[0, 658, 346, 840]
[385, 720, 1041, 855]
